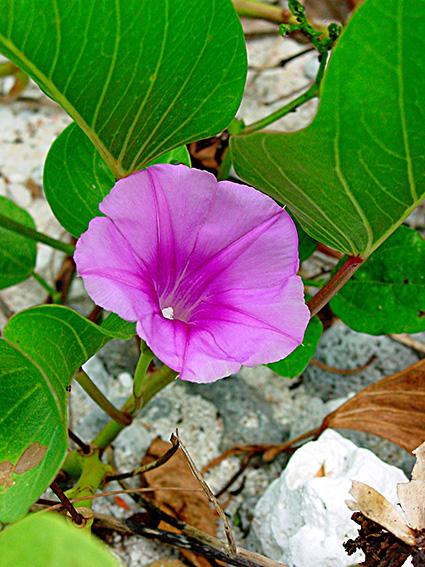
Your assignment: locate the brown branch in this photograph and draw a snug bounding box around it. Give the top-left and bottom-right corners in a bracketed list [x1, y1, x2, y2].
[95, 512, 290, 567]
[50, 481, 84, 525]
[309, 355, 377, 376]
[68, 429, 91, 454]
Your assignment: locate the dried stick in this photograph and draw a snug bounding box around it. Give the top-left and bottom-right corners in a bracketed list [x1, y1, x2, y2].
[390, 334, 425, 355]
[96, 513, 289, 567]
[173, 430, 236, 556]
[68, 428, 91, 454]
[309, 354, 377, 375]
[106, 441, 179, 481]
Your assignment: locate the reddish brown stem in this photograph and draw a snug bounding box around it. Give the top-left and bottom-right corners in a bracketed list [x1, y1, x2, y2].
[307, 255, 364, 317]
[50, 480, 84, 525]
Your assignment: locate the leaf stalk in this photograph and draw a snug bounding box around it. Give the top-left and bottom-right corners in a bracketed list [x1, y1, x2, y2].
[307, 255, 364, 317]
[0, 213, 75, 255]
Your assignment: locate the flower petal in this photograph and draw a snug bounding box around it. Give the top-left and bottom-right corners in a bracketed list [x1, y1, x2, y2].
[190, 276, 309, 367]
[75, 217, 157, 322]
[99, 165, 299, 301]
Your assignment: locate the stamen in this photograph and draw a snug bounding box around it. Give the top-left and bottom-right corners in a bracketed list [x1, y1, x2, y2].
[162, 306, 174, 320]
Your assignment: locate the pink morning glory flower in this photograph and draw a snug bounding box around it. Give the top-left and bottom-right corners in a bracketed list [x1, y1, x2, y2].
[75, 164, 309, 383]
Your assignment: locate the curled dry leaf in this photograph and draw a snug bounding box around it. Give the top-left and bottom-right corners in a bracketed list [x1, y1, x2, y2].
[346, 440, 425, 565]
[140, 438, 220, 567]
[397, 443, 425, 531]
[323, 359, 425, 452]
[346, 480, 416, 546]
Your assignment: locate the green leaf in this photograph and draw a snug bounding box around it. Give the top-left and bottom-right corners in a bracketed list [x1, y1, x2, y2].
[330, 225, 425, 335]
[231, 0, 425, 258]
[101, 312, 137, 340]
[0, 513, 121, 566]
[267, 315, 323, 378]
[0, 196, 36, 289]
[290, 212, 317, 264]
[43, 123, 191, 237]
[0, 0, 246, 179]
[0, 305, 132, 523]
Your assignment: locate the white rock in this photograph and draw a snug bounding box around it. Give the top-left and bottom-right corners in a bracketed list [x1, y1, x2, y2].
[252, 430, 408, 567]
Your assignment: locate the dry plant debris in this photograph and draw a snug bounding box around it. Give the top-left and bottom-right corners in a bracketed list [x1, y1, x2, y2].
[345, 441, 425, 566]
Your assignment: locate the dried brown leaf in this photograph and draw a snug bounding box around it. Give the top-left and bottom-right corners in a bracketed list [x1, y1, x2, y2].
[398, 442, 425, 530]
[141, 437, 220, 567]
[323, 359, 425, 452]
[347, 481, 416, 546]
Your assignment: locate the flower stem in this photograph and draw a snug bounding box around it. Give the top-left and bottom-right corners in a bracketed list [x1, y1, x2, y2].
[132, 342, 154, 401]
[74, 369, 132, 426]
[93, 365, 177, 451]
[0, 212, 75, 255]
[241, 50, 328, 135]
[32, 272, 61, 303]
[307, 255, 364, 317]
[232, 0, 298, 25]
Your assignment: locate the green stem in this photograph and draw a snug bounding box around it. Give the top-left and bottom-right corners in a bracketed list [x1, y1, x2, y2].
[93, 365, 177, 451]
[64, 448, 112, 508]
[307, 255, 364, 317]
[241, 50, 329, 135]
[132, 342, 154, 401]
[74, 369, 132, 426]
[32, 272, 61, 303]
[232, 0, 299, 25]
[0, 213, 75, 255]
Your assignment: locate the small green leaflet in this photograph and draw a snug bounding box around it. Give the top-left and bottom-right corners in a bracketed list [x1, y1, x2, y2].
[267, 315, 323, 378]
[0, 513, 121, 566]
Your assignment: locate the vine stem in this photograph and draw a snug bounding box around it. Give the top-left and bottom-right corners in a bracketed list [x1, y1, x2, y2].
[32, 272, 61, 303]
[232, 0, 298, 25]
[74, 369, 132, 426]
[93, 363, 177, 451]
[307, 255, 364, 317]
[0, 213, 75, 255]
[50, 480, 84, 525]
[241, 49, 329, 135]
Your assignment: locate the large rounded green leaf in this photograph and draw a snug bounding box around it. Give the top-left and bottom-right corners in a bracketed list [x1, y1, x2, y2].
[0, 196, 36, 289]
[330, 226, 425, 335]
[231, 0, 425, 258]
[0, 513, 121, 566]
[0, 0, 246, 178]
[0, 305, 134, 523]
[43, 122, 191, 237]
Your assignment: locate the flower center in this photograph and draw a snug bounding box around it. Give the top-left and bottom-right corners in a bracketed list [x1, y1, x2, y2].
[161, 306, 175, 320]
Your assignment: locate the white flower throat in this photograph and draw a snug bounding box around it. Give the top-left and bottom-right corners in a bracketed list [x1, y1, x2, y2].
[161, 306, 175, 320]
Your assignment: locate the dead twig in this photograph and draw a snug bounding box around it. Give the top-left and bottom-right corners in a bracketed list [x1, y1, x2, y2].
[106, 441, 180, 482]
[390, 334, 425, 356]
[309, 355, 377, 375]
[172, 430, 237, 556]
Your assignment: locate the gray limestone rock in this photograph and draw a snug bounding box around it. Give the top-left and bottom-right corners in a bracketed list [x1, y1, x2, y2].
[302, 322, 419, 401]
[184, 375, 289, 449]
